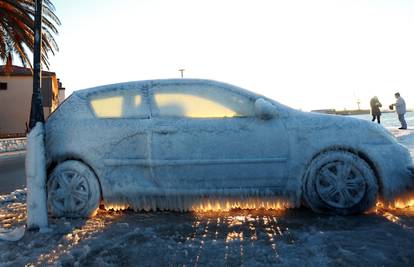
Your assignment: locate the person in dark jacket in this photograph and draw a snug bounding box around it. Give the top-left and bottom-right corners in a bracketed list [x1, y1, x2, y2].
[370, 96, 382, 124]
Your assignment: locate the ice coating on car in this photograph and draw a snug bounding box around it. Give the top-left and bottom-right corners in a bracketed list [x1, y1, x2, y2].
[43, 79, 414, 217]
[103, 190, 294, 212]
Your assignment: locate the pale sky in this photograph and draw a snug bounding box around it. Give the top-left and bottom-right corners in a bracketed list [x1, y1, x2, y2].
[48, 0, 414, 111]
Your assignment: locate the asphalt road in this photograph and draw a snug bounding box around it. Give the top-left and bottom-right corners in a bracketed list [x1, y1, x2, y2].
[0, 152, 26, 194]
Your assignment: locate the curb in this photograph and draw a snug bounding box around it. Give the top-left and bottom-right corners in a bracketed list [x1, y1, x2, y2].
[0, 138, 27, 154]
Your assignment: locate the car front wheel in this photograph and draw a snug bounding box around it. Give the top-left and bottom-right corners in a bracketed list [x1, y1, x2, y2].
[47, 160, 101, 218]
[303, 151, 378, 215]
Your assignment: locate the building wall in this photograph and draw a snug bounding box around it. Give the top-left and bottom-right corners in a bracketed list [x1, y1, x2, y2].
[58, 89, 65, 105]
[0, 76, 32, 134]
[51, 77, 59, 111]
[0, 75, 59, 134]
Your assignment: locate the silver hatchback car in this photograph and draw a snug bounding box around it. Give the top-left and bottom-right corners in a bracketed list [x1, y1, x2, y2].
[45, 79, 414, 217]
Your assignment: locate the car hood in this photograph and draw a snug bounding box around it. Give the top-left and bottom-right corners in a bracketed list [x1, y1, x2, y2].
[283, 110, 397, 147]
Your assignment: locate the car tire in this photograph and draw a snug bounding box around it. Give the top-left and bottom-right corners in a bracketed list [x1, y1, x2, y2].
[303, 151, 378, 215]
[47, 160, 101, 218]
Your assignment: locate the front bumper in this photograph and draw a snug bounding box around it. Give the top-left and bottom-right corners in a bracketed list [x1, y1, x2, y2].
[361, 143, 414, 202]
[409, 166, 414, 181]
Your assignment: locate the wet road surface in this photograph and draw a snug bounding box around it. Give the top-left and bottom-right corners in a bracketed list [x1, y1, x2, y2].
[0, 153, 25, 194]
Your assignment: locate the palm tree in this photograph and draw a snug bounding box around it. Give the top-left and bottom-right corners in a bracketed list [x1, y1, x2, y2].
[0, 0, 60, 72]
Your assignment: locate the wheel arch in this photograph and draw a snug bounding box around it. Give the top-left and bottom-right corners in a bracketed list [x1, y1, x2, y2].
[47, 156, 104, 202]
[301, 145, 384, 198]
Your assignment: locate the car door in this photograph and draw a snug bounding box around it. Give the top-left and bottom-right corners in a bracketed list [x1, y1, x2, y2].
[87, 85, 154, 198]
[148, 82, 289, 195]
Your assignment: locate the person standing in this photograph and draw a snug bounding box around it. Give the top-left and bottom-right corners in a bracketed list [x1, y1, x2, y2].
[370, 96, 382, 124]
[391, 92, 407, 129]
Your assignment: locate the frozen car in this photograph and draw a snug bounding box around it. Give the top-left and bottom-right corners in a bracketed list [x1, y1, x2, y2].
[45, 79, 414, 217]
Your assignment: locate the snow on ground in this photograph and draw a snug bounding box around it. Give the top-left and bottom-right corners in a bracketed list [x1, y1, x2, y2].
[0, 126, 414, 266]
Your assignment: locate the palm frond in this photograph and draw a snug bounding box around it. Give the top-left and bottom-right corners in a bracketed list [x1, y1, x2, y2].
[0, 0, 59, 69]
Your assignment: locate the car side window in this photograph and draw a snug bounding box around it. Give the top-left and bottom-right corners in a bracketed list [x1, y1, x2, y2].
[152, 84, 255, 118]
[90, 90, 148, 118]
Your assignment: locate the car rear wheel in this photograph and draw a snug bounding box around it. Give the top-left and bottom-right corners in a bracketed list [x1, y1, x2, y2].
[303, 151, 378, 215]
[47, 160, 101, 218]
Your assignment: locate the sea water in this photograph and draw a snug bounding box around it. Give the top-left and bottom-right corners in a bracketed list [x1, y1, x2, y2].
[352, 111, 414, 129]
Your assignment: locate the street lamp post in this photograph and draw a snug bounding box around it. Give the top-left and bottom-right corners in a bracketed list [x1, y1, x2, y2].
[26, 0, 49, 231]
[29, 0, 44, 130]
[179, 69, 185, 78]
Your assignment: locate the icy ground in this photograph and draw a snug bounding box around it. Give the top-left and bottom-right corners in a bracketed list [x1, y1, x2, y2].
[1, 129, 414, 266]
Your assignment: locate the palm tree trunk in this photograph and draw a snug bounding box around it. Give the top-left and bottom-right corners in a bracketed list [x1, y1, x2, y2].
[29, 0, 45, 130]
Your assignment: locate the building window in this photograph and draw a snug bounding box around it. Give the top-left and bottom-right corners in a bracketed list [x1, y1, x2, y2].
[0, 82, 7, 90]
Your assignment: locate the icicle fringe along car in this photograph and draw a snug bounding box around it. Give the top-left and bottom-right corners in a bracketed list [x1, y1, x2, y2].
[40, 79, 414, 217]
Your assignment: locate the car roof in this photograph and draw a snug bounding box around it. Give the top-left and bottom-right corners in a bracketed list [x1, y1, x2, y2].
[74, 79, 263, 100]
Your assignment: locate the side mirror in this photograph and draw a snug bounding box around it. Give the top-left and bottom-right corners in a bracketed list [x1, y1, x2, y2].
[255, 98, 278, 120]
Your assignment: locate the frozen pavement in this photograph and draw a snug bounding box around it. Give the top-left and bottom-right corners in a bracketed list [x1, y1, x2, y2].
[1, 201, 414, 266]
[0, 129, 414, 266]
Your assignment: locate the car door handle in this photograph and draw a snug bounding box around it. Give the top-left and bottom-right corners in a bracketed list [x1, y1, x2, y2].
[153, 126, 178, 134]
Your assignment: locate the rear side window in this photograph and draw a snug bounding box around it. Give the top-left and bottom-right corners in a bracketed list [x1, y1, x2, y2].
[91, 96, 123, 117]
[90, 90, 147, 118]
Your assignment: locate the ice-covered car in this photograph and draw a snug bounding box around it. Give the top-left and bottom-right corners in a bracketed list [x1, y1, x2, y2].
[45, 79, 414, 217]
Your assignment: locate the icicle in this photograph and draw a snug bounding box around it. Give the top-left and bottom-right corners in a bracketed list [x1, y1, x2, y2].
[103, 189, 294, 212]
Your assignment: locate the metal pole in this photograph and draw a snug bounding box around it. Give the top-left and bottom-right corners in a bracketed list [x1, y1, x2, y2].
[179, 69, 185, 78]
[29, 0, 44, 130]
